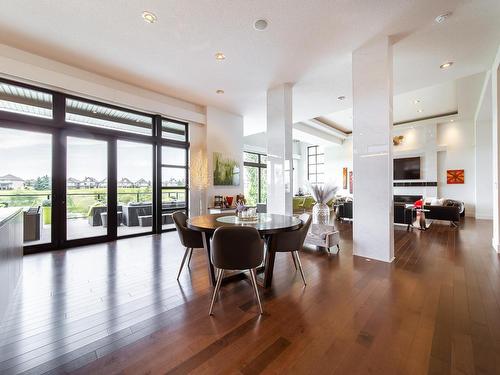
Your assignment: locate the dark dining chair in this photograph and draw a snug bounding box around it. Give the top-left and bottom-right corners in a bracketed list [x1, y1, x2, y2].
[209, 226, 264, 315]
[172, 211, 204, 280]
[269, 213, 312, 286]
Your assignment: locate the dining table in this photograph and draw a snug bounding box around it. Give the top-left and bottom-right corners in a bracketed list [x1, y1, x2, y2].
[187, 213, 302, 288]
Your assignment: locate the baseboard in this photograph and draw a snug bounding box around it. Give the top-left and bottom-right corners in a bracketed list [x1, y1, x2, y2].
[493, 238, 499, 253]
[353, 252, 395, 263]
[475, 215, 493, 220]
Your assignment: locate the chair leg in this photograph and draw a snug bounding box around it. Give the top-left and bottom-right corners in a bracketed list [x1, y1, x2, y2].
[209, 269, 224, 315]
[291, 252, 298, 269]
[249, 268, 264, 315]
[294, 251, 307, 286]
[187, 247, 193, 268]
[337, 244, 341, 252]
[177, 247, 191, 280]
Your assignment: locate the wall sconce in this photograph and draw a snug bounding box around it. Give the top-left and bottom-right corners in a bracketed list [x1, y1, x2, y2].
[393, 135, 404, 146]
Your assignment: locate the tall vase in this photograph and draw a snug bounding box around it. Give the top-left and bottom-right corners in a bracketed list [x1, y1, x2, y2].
[312, 202, 330, 224]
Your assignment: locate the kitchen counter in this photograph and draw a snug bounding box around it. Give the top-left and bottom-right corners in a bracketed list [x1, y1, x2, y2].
[0, 207, 23, 324]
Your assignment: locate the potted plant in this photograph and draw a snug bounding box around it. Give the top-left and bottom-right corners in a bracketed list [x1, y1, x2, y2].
[309, 183, 338, 224]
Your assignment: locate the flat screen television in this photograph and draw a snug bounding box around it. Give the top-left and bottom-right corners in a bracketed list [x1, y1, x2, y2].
[394, 157, 420, 180]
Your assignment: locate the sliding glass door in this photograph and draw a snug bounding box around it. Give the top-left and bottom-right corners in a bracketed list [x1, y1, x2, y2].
[117, 140, 153, 237]
[66, 136, 108, 241]
[0, 77, 190, 253]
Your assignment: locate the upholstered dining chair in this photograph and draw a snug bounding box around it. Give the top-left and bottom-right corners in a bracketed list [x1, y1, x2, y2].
[209, 226, 264, 315]
[269, 213, 312, 286]
[172, 211, 204, 280]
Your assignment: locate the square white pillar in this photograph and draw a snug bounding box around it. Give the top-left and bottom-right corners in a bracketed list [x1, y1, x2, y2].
[352, 36, 394, 262]
[493, 59, 500, 252]
[266, 83, 293, 215]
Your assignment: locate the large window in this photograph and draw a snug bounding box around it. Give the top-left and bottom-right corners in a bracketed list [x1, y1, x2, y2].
[65, 98, 153, 136]
[307, 145, 324, 185]
[161, 145, 188, 229]
[162, 119, 187, 142]
[243, 152, 267, 206]
[0, 128, 52, 246]
[0, 77, 190, 253]
[0, 81, 53, 119]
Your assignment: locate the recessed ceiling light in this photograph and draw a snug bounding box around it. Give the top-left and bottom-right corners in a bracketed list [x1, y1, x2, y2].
[92, 110, 98, 114]
[413, 99, 420, 104]
[450, 119, 454, 122]
[254, 19, 268, 31]
[337, 95, 346, 101]
[216, 89, 224, 94]
[215, 52, 226, 61]
[417, 109, 423, 113]
[142, 11, 157, 24]
[440, 61, 454, 69]
[435, 12, 452, 23]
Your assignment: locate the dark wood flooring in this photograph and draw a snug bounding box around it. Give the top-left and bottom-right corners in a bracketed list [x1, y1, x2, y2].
[0, 218, 499, 374]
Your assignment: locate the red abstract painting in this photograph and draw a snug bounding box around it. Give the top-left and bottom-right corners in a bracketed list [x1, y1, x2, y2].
[447, 169, 464, 184]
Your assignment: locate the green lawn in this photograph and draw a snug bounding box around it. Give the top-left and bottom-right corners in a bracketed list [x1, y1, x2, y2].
[0, 187, 184, 216]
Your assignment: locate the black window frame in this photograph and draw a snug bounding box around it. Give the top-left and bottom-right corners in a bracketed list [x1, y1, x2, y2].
[243, 151, 267, 204]
[0, 77, 190, 253]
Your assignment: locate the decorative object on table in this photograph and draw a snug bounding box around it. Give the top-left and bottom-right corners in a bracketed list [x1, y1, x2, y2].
[393, 135, 404, 146]
[446, 169, 464, 184]
[236, 194, 246, 205]
[342, 167, 348, 189]
[224, 196, 234, 208]
[191, 149, 209, 214]
[213, 152, 240, 186]
[349, 171, 353, 194]
[237, 207, 258, 222]
[214, 195, 224, 208]
[297, 187, 305, 196]
[235, 201, 246, 214]
[309, 182, 338, 225]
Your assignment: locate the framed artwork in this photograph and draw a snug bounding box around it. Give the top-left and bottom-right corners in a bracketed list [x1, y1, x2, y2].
[447, 169, 464, 184]
[349, 171, 353, 194]
[342, 167, 348, 189]
[213, 152, 240, 186]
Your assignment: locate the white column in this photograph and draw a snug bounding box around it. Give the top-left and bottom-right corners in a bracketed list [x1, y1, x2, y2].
[266, 83, 293, 215]
[493, 53, 500, 252]
[352, 36, 394, 262]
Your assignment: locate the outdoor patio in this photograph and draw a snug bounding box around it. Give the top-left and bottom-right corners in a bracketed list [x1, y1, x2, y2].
[24, 217, 174, 246]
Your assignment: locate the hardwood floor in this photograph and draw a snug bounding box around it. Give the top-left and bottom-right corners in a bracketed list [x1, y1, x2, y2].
[0, 218, 499, 374]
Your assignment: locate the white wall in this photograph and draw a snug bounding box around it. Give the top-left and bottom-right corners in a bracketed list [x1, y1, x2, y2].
[206, 106, 244, 207]
[392, 123, 439, 198]
[0, 44, 206, 124]
[436, 120, 476, 215]
[324, 138, 353, 195]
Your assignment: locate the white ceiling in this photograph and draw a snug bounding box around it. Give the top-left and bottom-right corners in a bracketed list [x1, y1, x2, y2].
[319, 80, 459, 132]
[0, 0, 498, 136]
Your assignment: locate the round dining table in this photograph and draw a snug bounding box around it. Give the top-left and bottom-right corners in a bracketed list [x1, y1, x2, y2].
[187, 213, 302, 288]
